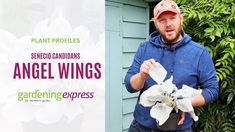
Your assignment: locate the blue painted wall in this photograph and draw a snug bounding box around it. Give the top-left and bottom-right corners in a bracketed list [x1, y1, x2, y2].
[105, 0, 149, 131]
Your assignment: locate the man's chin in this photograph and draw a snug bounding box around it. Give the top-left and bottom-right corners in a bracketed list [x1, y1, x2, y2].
[162, 38, 176, 44]
[163, 34, 181, 44]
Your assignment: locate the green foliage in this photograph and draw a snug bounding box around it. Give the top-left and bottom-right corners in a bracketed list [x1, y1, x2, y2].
[175, 0, 235, 131]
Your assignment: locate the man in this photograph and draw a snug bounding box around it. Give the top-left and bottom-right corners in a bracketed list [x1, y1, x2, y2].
[125, 0, 219, 131]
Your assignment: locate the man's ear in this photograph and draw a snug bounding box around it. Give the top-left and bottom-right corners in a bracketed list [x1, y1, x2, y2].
[180, 14, 183, 25]
[153, 19, 159, 31]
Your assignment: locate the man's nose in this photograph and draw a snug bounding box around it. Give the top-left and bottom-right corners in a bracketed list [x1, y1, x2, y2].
[166, 19, 172, 27]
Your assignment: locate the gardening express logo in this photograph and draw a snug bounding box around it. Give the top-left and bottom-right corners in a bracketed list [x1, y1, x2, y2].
[17, 90, 94, 102]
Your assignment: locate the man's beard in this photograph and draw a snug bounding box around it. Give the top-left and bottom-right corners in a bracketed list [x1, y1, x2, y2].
[159, 28, 182, 45]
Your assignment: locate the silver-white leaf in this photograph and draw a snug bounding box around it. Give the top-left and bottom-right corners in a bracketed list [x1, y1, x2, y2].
[140, 62, 202, 126]
[150, 103, 172, 126]
[149, 63, 167, 85]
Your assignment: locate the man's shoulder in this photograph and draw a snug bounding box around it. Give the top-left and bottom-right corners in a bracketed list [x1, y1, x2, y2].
[186, 40, 206, 51]
[140, 39, 151, 45]
[138, 40, 153, 48]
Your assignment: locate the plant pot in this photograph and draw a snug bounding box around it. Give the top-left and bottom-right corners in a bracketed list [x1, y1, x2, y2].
[158, 112, 180, 131]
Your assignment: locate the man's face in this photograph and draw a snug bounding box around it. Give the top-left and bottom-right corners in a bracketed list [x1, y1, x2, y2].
[154, 11, 183, 44]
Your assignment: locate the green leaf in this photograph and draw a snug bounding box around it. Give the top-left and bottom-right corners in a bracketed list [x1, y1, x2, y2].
[210, 35, 215, 41]
[224, 66, 233, 72]
[227, 93, 234, 104]
[221, 81, 227, 89]
[215, 62, 221, 67]
[230, 43, 234, 49]
[221, 53, 230, 61]
[215, 29, 222, 37]
[204, 27, 214, 33]
[221, 71, 226, 78]
[216, 72, 223, 81]
[150, 17, 154, 22]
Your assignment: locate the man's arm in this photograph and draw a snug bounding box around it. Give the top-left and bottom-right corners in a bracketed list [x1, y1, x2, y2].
[192, 95, 205, 107]
[191, 48, 218, 107]
[130, 59, 156, 91]
[198, 49, 219, 104]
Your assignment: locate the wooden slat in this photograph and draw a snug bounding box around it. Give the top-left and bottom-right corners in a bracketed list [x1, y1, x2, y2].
[122, 52, 135, 68]
[106, 30, 123, 132]
[123, 22, 147, 38]
[122, 68, 139, 99]
[123, 98, 138, 114]
[122, 68, 128, 84]
[123, 129, 128, 132]
[122, 38, 144, 53]
[122, 68, 130, 82]
[123, 84, 139, 99]
[123, 5, 147, 23]
[105, 4, 121, 31]
[107, 0, 148, 7]
[105, 3, 123, 131]
[123, 113, 134, 130]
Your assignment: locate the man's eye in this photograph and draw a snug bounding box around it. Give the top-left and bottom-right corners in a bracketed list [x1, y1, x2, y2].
[158, 19, 165, 23]
[171, 17, 177, 20]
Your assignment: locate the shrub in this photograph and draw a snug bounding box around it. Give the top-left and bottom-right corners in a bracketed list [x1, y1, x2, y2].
[175, 0, 235, 131]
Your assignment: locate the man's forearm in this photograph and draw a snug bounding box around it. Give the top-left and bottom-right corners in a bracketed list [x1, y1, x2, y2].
[192, 95, 205, 107]
[129, 58, 156, 91]
[130, 73, 147, 91]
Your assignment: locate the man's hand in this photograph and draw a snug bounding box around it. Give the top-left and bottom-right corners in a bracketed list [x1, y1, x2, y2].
[178, 112, 185, 125]
[130, 58, 157, 90]
[139, 59, 157, 79]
